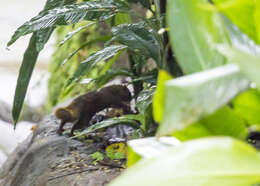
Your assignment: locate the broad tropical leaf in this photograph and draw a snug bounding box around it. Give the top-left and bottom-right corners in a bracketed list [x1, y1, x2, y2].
[157, 64, 249, 136]
[8, 1, 121, 47]
[111, 22, 159, 61]
[109, 137, 260, 186]
[167, 0, 227, 74]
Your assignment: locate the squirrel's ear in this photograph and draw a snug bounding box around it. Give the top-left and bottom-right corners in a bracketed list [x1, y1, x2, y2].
[55, 108, 71, 121]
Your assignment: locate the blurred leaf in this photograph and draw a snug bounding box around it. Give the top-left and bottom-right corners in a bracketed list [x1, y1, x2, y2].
[173, 106, 247, 141]
[8, 1, 119, 46]
[217, 45, 260, 90]
[127, 0, 150, 8]
[233, 89, 260, 125]
[109, 137, 260, 186]
[106, 143, 127, 160]
[74, 116, 140, 138]
[256, 1, 260, 42]
[59, 22, 95, 46]
[114, 13, 131, 26]
[127, 137, 181, 167]
[68, 45, 127, 85]
[94, 69, 133, 88]
[213, 0, 258, 44]
[157, 64, 249, 136]
[221, 16, 260, 56]
[153, 70, 173, 123]
[167, 0, 227, 74]
[111, 22, 159, 61]
[12, 0, 74, 125]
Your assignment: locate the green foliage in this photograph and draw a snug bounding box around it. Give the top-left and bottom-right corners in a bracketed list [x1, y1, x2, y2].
[92, 151, 104, 165]
[157, 65, 249, 136]
[167, 0, 227, 74]
[109, 137, 260, 186]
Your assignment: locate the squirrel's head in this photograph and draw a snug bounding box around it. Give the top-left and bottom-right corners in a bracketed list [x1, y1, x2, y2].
[55, 108, 74, 122]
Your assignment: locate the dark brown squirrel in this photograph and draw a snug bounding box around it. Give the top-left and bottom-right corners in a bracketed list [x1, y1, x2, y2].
[55, 85, 132, 136]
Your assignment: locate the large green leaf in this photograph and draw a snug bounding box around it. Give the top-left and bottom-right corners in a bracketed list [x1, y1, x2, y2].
[173, 106, 247, 141]
[213, 0, 258, 44]
[217, 45, 260, 90]
[8, 1, 120, 47]
[12, 0, 76, 126]
[127, 137, 181, 167]
[157, 64, 249, 136]
[167, 0, 227, 74]
[68, 45, 127, 85]
[256, 0, 260, 42]
[111, 22, 159, 61]
[233, 89, 260, 125]
[109, 137, 260, 186]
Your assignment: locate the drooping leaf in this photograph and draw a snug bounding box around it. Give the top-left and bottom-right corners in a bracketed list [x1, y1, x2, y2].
[8, 1, 120, 47]
[153, 70, 173, 123]
[157, 64, 249, 136]
[233, 89, 260, 125]
[59, 22, 95, 46]
[127, 137, 181, 167]
[111, 22, 159, 61]
[109, 137, 260, 186]
[167, 0, 227, 74]
[12, 0, 75, 126]
[213, 0, 258, 44]
[68, 45, 127, 85]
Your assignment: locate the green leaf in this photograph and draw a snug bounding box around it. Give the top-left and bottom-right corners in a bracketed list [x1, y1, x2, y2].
[8, 1, 118, 47]
[109, 137, 260, 186]
[12, 0, 75, 126]
[167, 0, 227, 74]
[213, 0, 258, 44]
[153, 70, 173, 123]
[157, 64, 249, 136]
[217, 45, 260, 90]
[111, 22, 159, 61]
[59, 22, 95, 46]
[173, 106, 247, 141]
[68, 45, 127, 85]
[127, 137, 181, 167]
[233, 89, 260, 125]
[255, 1, 260, 43]
[74, 116, 141, 138]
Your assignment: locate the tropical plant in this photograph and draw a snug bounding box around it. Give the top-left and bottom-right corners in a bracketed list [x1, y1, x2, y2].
[8, 0, 260, 185]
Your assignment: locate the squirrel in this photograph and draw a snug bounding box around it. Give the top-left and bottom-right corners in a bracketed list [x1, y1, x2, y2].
[55, 85, 132, 136]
